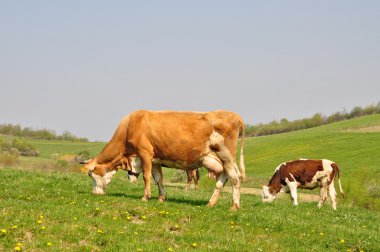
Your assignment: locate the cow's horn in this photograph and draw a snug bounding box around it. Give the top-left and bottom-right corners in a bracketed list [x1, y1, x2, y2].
[79, 159, 90, 164]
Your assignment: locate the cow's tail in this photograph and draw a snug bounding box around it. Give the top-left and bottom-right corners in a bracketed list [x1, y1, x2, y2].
[238, 119, 246, 181]
[332, 163, 345, 198]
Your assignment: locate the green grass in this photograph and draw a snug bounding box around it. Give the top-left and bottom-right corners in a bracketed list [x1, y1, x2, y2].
[1, 169, 379, 251]
[1, 114, 380, 251]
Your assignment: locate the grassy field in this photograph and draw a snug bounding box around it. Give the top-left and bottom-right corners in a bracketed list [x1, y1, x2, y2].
[1, 115, 380, 251]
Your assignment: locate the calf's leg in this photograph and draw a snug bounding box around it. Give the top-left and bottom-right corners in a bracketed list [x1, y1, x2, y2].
[287, 182, 298, 206]
[318, 182, 328, 208]
[328, 181, 337, 210]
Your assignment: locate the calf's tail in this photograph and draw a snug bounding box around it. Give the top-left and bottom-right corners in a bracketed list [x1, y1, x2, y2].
[333, 163, 345, 198]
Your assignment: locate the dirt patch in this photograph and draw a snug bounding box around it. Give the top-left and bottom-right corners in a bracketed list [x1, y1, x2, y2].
[344, 125, 380, 133]
[165, 182, 320, 202]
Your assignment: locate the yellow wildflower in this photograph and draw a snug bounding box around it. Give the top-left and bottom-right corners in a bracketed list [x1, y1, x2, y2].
[1, 229, 7, 234]
[37, 220, 43, 224]
[13, 225, 18, 229]
[168, 248, 173, 251]
[14, 246, 21, 251]
[192, 243, 197, 247]
[41, 226, 46, 230]
[47, 242, 52, 246]
[340, 239, 345, 243]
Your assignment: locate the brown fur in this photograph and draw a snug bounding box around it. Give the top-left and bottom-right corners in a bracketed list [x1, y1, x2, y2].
[268, 160, 325, 194]
[84, 110, 245, 209]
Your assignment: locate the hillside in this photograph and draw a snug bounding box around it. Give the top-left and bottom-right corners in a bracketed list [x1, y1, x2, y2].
[1, 115, 380, 251]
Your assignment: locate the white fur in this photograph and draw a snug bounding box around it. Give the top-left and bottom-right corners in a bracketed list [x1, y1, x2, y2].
[90, 170, 117, 195]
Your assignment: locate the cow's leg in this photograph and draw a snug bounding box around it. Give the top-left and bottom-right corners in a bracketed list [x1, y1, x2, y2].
[185, 170, 192, 191]
[193, 169, 199, 190]
[318, 182, 328, 208]
[328, 181, 337, 210]
[287, 182, 298, 206]
[139, 151, 154, 201]
[207, 171, 228, 207]
[152, 164, 166, 202]
[210, 131, 241, 210]
[225, 161, 241, 210]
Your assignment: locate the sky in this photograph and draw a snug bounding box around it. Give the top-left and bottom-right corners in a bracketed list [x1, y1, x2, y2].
[1, 1, 379, 141]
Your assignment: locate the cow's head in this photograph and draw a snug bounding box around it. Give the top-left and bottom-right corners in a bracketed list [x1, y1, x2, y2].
[261, 185, 277, 203]
[82, 159, 118, 195]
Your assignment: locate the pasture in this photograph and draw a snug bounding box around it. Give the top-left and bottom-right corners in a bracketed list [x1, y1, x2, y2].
[1, 115, 380, 251]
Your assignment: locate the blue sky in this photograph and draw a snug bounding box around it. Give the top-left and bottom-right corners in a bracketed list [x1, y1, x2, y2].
[1, 1, 379, 141]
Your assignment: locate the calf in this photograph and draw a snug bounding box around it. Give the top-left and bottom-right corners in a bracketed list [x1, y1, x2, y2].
[261, 159, 344, 210]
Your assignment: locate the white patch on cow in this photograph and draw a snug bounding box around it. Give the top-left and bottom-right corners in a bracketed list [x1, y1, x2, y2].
[322, 159, 334, 173]
[90, 170, 117, 195]
[261, 185, 276, 202]
[274, 163, 285, 174]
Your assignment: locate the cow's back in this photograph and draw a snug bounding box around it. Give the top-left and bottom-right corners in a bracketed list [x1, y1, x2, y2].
[126, 110, 214, 163]
[279, 160, 324, 186]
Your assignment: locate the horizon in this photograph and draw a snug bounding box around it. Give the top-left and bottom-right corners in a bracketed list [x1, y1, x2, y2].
[1, 1, 379, 141]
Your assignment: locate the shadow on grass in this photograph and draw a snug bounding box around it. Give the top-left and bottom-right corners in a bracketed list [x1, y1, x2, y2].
[107, 192, 209, 206]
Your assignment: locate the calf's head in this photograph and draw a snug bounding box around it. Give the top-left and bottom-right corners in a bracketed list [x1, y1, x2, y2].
[261, 186, 277, 203]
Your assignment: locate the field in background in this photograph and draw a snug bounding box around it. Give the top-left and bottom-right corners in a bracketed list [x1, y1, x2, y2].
[1, 114, 380, 251]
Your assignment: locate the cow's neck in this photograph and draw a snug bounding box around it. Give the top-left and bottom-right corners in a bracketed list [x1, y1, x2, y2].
[268, 170, 282, 195]
[96, 116, 129, 165]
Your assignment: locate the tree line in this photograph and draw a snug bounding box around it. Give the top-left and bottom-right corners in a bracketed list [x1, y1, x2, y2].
[0, 124, 88, 142]
[245, 102, 380, 137]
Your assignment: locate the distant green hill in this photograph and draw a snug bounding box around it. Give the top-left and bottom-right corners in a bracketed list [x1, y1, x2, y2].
[244, 114, 380, 210]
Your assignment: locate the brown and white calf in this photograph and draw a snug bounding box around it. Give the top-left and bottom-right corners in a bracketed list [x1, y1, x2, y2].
[261, 159, 344, 210]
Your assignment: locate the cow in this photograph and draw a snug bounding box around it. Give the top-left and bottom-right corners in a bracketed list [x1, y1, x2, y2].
[82, 110, 245, 210]
[261, 159, 344, 210]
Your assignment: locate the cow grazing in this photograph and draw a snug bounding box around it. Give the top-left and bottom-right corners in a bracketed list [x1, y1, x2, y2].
[83, 110, 245, 210]
[261, 159, 344, 210]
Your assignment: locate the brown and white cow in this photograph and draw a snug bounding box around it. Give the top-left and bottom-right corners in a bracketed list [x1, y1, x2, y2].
[261, 159, 344, 210]
[83, 110, 245, 210]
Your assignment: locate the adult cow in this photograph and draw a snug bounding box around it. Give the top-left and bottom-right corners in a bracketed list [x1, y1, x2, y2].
[83, 110, 246, 210]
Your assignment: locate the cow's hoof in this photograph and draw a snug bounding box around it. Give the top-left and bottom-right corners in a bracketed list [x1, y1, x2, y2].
[158, 196, 166, 202]
[230, 203, 240, 211]
[141, 196, 149, 202]
[206, 202, 216, 208]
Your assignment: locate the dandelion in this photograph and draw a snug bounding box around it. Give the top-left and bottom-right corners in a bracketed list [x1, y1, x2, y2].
[95, 207, 100, 211]
[141, 215, 146, 220]
[1, 229, 7, 234]
[37, 220, 43, 224]
[12, 225, 18, 229]
[39, 215, 44, 219]
[320, 232, 324, 236]
[340, 239, 345, 243]
[16, 243, 23, 247]
[41, 226, 46, 230]
[168, 248, 173, 251]
[192, 243, 197, 247]
[14, 246, 21, 251]
[47, 242, 52, 246]
[127, 216, 131, 220]
[97, 229, 104, 233]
